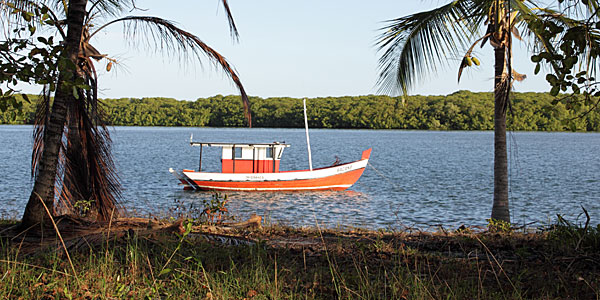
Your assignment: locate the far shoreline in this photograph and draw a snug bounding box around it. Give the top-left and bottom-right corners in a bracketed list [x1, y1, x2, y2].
[2, 124, 600, 134]
[1, 91, 599, 132]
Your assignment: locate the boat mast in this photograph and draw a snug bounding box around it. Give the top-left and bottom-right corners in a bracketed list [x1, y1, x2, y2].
[303, 99, 313, 171]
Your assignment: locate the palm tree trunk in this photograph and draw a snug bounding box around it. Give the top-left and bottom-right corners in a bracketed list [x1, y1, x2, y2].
[491, 46, 510, 223]
[21, 0, 88, 227]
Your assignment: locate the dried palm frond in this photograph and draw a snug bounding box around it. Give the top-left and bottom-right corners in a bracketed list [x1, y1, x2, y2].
[60, 90, 121, 221]
[88, 15, 251, 126]
[219, 0, 240, 41]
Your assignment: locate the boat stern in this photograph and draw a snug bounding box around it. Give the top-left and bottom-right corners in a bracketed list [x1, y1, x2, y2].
[169, 168, 195, 190]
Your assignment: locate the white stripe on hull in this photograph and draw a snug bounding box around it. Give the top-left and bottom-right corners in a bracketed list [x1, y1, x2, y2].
[193, 184, 353, 191]
[182, 159, 368, 182]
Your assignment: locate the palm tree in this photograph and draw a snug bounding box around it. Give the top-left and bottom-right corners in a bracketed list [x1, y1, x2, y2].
[376, 0, 556, 223]
[2, 0, 251, 227]
[17, 0, 90, 228]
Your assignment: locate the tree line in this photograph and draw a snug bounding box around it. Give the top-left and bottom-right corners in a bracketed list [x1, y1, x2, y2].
[2, 90, 599, 131]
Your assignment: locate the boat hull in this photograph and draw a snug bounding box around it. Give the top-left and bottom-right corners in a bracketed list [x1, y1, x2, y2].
[171, 149, 371, 192]
[188, 167, 366, 191]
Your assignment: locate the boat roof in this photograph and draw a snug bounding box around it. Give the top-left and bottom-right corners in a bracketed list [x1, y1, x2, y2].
[190, 141, 290, 148]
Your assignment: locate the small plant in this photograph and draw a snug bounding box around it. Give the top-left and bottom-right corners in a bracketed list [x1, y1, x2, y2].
[455, 224, 473, 234]
[169, 198, 203, 220]
[73, 199, 93, 217]
[546, 207, 600, 252]
[487, 218, 513, 233]
[167, 193, 232, 225]
[371, 238, 388, 253]
[200, 192, 231, 224]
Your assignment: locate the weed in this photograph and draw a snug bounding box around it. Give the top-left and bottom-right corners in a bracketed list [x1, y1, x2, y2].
[487, 218, 513, 233]
[168, 193, 232, 225]
[73, 199, 93, 217]
[200, 192, 231, 224]
[546, 207, 600, 252]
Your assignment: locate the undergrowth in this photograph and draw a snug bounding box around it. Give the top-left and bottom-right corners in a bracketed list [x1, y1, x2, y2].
[0, 209, 598, 299]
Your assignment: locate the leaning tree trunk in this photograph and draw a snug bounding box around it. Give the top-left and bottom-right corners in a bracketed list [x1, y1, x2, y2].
[491, 45, 510, 223]
[21, 0, 89, 228]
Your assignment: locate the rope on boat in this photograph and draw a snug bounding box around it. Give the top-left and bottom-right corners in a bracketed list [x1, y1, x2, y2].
[367, 162, 404, 191]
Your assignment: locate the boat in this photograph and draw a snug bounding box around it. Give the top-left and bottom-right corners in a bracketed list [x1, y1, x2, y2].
[169, 100, 371, 191]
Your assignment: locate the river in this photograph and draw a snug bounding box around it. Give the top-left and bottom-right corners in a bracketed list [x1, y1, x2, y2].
[1, 125, 598, 229]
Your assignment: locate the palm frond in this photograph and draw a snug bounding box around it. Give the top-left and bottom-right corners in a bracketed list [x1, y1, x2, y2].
[220, 0, 240, 41]
[0, 0, 66, 39]
[89, 15, 251, 126]
[1, 0, 45, 32]
[87, 0, 136, 20]
[554, 0, 600, 19]
[45, 0, 66, 19]
[0, 0, 37, 15]
[61, 91, 121, 220]
[376, 0, 486, 96]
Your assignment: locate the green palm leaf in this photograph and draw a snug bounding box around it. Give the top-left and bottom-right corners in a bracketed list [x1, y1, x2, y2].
[376, 0, 486, 96]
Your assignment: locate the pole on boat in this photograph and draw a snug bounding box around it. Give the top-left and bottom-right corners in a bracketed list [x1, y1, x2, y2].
[198, 145, 203, 172]
[191, 134, 203, 171]
[303, 98, 313, 171]
[232, 145, 236, 173]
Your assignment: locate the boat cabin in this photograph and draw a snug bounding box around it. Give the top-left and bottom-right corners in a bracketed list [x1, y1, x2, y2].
[191, 141, 290, 173]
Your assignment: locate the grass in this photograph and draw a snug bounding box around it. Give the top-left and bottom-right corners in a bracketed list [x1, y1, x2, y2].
[0, 216, 599, 299]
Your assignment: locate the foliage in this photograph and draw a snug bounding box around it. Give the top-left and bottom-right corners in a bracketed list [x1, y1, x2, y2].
[487, 218, 513, 233]
[0, 2, 92, 105]
[168, 193, 232, 225]
[3, 91, 600, 131]
[73, 199, 93, 218]
[374, 0, 548, 97]
[200, 193, 231, 224]
[532, 1, 600, 125]
[546, 207, 600, 252]
[0, 3, 61, 112]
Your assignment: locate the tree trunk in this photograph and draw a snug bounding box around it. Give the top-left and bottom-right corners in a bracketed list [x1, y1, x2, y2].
[21, 0, 89, 228]
[491, 46, 510, 223]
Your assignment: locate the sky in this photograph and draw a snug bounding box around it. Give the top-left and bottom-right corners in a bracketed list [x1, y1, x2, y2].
[20, 0, 557, 100]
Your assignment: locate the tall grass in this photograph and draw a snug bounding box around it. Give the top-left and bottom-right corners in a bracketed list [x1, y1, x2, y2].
[0, 217, 599, 299]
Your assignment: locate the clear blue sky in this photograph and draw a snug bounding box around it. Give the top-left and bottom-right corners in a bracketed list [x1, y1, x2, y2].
[31, 0, 556, 99]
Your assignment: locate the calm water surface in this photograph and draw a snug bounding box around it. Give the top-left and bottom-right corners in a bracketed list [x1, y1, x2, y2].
[1, 125, 599, 229]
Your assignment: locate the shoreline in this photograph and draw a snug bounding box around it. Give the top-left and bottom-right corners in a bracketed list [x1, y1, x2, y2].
[3, 123, 600, 136]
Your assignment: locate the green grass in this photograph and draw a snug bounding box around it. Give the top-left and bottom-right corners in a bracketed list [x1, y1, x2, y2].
[0, 219, 599, 299]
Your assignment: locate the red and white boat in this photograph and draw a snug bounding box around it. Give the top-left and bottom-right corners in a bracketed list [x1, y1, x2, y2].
[169, 142, 371, 191]
[170, 99, 371, 191]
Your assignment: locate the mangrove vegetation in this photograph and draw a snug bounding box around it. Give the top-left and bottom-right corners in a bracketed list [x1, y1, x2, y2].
[2, 90, 599, 131]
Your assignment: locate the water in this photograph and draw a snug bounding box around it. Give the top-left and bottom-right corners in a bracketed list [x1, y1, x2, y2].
[1, 125, 599, 229]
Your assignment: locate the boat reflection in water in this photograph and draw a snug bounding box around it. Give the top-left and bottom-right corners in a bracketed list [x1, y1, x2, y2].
[180, 189, 371, 227]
